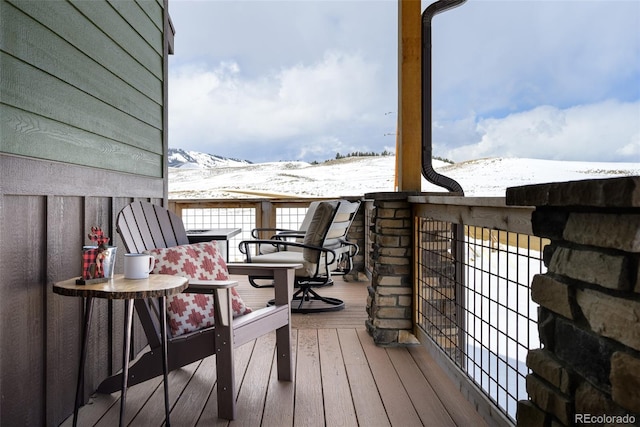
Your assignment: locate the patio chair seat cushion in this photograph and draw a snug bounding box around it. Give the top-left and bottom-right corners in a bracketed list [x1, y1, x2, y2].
[146, 241, 252, 336]
[248, 250, 308, 276]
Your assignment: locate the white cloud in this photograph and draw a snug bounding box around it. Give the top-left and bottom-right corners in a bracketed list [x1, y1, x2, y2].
[169, 50, 388, 161]
[443, 100, 640, 162]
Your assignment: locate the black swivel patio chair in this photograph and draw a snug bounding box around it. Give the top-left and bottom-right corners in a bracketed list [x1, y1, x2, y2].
[239, 200, 360, 313]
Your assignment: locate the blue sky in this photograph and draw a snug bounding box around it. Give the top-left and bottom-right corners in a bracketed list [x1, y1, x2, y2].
[168, 0, 640, 163]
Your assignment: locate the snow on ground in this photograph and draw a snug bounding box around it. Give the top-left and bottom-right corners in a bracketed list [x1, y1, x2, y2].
[169, 156, 640, 199]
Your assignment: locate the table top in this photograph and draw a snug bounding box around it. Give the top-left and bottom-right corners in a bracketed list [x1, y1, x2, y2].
[186, 228, 242, 239]
[53, 274, 189, 300]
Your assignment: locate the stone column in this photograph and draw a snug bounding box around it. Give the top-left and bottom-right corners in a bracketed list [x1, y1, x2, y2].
[507, 177, 640, 426]
[364, 192, 418, 345]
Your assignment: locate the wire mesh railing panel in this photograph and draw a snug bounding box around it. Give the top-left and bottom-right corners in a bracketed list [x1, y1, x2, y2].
[181, 207, 255, 262]
[275, 206, 309, 232]
[178, 203, 313, 261]
[416, 217, 545, 423]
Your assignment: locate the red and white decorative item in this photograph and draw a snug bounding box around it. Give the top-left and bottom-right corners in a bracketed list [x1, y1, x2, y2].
[146, 241, 252, 337]
[78, 226, 116, 284]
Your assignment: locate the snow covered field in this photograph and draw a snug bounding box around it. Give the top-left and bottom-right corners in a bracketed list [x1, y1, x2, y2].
[169, 154, 639, 199]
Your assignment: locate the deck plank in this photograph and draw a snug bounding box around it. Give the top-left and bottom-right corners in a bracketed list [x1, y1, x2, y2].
[338, 329, 391, 426]
[293, 329, 324, 427]
[318, 328, 359, 426]
[355, 329, 423, 426]
[387, 347, 456, 426]
[233, 333, 276, 426]
[408, 345, 489, 427]
[59, 390, 118, 427]
[128, 359, 204, 426]
[93, 374, 164, 426]
[195, 340, 255, 426]
[166, 353, 217, 426]
[261, 329, 297, 427]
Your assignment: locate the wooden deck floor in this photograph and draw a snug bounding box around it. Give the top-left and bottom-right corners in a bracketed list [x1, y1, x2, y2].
[62, 276, 486, 427]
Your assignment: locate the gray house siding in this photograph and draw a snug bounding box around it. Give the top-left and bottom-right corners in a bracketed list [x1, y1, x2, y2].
[0, 0, 171, 425]
[1, 0, 164, 175]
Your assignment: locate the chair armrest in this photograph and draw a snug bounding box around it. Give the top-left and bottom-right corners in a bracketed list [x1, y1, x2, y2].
[186, 279, 238, 294]
[338, 240, 359, 257]
[274, 231, 305, 240]
[226, 263, 302, 276]
[181, 279, 238, 327]
[239, 239, 333, 254]
[227, 263, 299, 307]
[250, 227, 296, 239]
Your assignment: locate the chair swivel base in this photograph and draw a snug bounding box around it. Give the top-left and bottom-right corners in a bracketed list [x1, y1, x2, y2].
[250, 277, 335, 288]
[267, 287, 344, 313]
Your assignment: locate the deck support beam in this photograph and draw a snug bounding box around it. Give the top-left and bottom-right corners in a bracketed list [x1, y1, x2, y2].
[396, 0, 423, 192]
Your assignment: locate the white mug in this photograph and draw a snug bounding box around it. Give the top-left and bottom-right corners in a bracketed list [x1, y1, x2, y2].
[124, 254, 155, 279]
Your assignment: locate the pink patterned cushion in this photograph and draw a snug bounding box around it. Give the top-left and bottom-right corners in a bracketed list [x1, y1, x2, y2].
[146, 241, 252, 336]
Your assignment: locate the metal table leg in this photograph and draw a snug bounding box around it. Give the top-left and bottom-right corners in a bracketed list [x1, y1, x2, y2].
[73, 297, 94, 427]
[119, 299, 135, 426]
[159, 296, 171, 426]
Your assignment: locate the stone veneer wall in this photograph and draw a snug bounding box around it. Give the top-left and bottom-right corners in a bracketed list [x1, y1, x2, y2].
[364, 192, 419, 345]
[507, 176, 640, 426]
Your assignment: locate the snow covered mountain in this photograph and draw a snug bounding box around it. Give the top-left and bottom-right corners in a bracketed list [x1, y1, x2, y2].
[168, 151, 640, 199]
[168, 148, 250, 169]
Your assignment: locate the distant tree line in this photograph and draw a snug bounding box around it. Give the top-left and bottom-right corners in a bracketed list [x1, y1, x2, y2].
[309, 151, 454, 165]
[334, 150, 394, 160]
[433, 155, 454, 164]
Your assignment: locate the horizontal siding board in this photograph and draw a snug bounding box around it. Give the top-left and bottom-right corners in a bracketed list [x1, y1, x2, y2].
[7, 0, 162, 101]
[1, 54, 161, 155]
[70, 0, 162, 75]
[107, 0, 162, 55]
[1, 104, 162, 178]
[0, 154, 164, 198]
[1, 2, 162, 129]
[136, 0, 164, 32]
[1, 52, 161, 151]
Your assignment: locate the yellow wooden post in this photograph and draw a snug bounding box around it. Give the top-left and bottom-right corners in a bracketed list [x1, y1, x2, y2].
[396, 0, 423, 191]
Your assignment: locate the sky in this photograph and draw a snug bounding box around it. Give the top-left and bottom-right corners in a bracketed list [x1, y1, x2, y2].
[167, 0, 640, 164]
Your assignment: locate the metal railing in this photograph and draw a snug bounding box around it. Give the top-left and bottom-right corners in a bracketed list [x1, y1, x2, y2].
[169, 198, 328, 261]
[410, 195, 546, 424]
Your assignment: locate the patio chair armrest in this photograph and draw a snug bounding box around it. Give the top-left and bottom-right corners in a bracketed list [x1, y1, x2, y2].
[250, 227, 296, 239]
[183, 279, 239, 327]
[339, 240, 359, 257]
[227, 263, 299, 306]
[186, 279, 238, 294]
[226, 262, 302, 276]
[238, 239, 304, 259]
[239, 239, 324, 252]
[274, 231, 305, 240]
